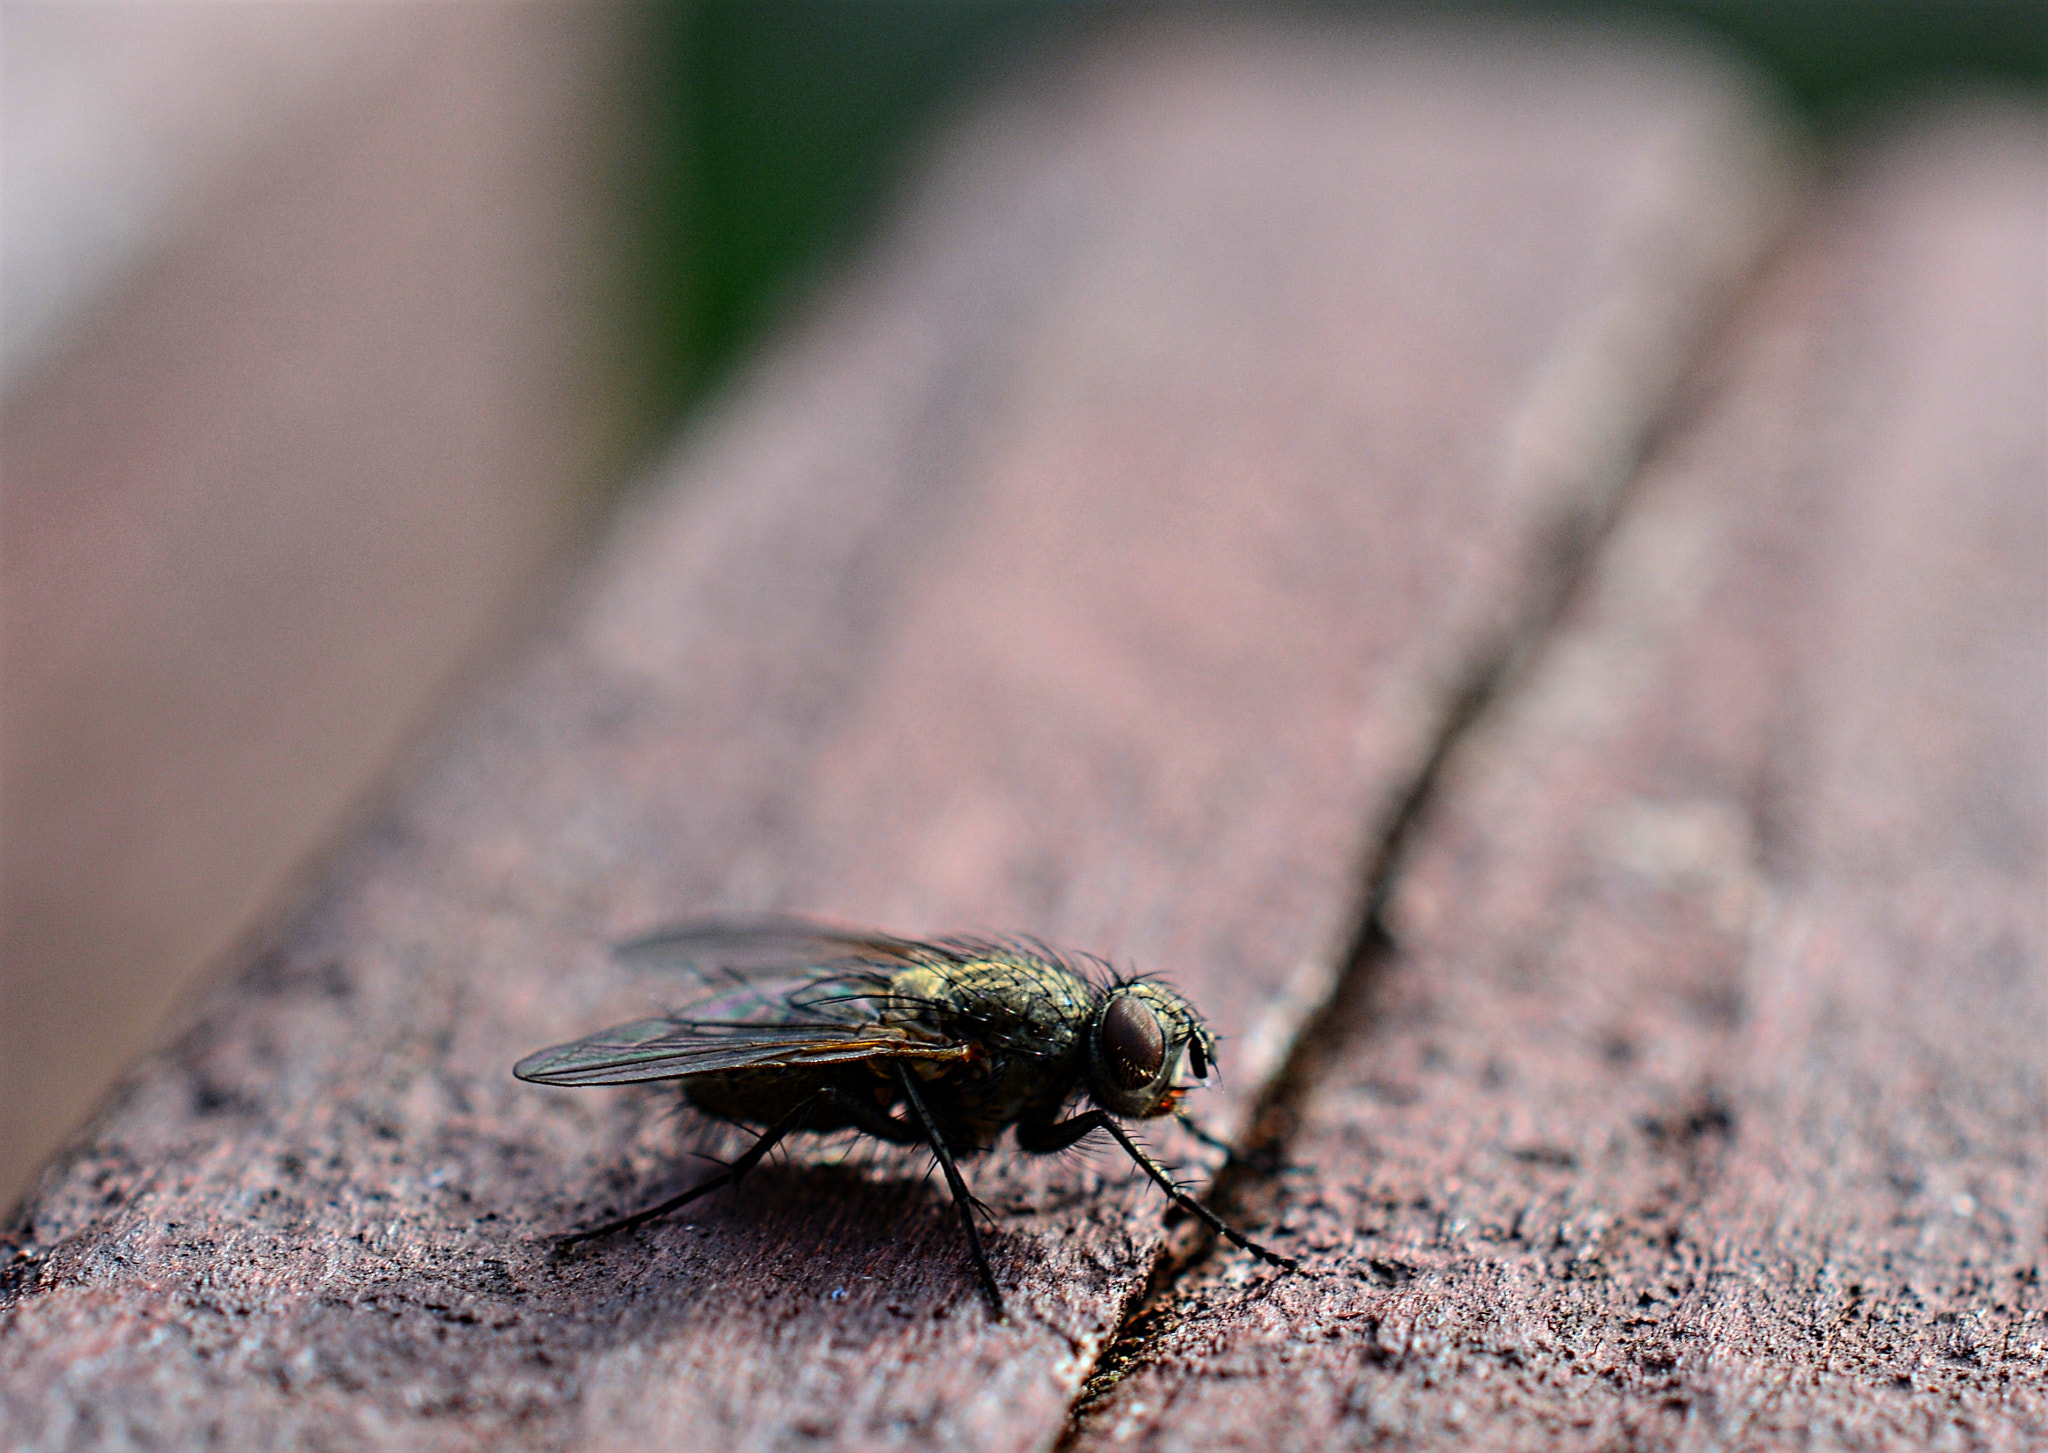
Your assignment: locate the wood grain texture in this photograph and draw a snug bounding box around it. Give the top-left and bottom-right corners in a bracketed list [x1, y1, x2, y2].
[1073, 107, 2048, 1451]
[0, 22, 1791, 1452]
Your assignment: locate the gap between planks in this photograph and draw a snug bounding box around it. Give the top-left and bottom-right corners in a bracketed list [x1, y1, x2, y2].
[1053, 217, 1796, 1437]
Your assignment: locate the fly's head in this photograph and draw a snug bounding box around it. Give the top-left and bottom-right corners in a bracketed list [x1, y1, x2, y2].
[1084, 982, 1217, 1118]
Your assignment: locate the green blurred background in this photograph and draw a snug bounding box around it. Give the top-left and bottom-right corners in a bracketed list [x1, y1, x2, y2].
[624, 0, 2045, 439]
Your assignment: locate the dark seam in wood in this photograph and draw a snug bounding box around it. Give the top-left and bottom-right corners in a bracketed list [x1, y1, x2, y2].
[1053, 644, 1502, 1442]
[1050, 234, 1802, 1442]
[1050, 640, 1524, 1439]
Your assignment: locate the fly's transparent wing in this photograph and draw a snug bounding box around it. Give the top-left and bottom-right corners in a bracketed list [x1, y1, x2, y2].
[512, 1016, 973, 1087]
[611, 916, 930, 982]
[517, 917, 973, 1085]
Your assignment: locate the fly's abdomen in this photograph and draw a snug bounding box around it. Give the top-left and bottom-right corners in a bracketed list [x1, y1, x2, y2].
[684, 1065, 880, 1128]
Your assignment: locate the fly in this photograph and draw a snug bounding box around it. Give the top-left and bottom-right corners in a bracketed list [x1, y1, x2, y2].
[513, 917, 1298, 1321]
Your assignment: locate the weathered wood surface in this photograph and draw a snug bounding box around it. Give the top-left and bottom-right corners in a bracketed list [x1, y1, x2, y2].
[0, 21, 1793, 1453]
[1072, 109, 2048, 1450]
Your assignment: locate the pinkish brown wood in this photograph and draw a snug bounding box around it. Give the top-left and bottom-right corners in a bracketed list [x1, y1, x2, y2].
[0, 4, 631, 1207]
[1071, 110, 2048, 1452]
[0, 21, 1797, 1453]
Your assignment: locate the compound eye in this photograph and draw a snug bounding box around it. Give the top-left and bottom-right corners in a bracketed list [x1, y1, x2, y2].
[1102, 995, 1166, 1091]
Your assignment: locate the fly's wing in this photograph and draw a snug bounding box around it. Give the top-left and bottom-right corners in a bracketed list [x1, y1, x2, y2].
[518, 917, 972, 1086]
[610, 917, 932, 983]
[512, 1015, 973, 1087]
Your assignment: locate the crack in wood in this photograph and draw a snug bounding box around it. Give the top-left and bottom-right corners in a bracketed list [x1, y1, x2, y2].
[1051, 218, 1801, 1439]
[1055, 507, 1637, 1443]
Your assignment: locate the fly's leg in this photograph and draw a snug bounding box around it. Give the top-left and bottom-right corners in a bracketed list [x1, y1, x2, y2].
[1017, 1110, 1300, 1272]
[555, 1087, 921, 1254]
[893, 1064, 1006, 1323]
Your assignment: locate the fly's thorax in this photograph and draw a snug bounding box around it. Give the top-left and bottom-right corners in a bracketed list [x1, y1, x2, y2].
[815, 953, 1088, 1149]
[882, 953, 1095, 1065]
[1085, 982, 1217, 1118]
[879, 963, 955, 1027]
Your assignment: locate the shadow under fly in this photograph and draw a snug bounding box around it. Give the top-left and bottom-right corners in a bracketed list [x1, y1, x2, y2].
[515, 917, 1299, 1322]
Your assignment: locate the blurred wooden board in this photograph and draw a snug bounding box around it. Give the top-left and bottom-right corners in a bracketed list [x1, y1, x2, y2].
[0, 19, 1794, 1451]
[0, 3, 630, 1208]
[1073, 109, 2047, 1451]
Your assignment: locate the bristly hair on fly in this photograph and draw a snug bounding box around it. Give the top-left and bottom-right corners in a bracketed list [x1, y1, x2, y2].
[514, 916, 1296, 1322]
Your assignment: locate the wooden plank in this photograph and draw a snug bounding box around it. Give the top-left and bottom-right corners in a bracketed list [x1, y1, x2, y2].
[0, 21, 1791, 1452]
[0, 3, 630, 1206]
[1072, 108, 2048, 1450]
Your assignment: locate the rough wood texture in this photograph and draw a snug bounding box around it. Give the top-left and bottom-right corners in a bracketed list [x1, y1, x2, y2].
[0, 22, 1791, 1452]
[1073, 108, 2047, 1451]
